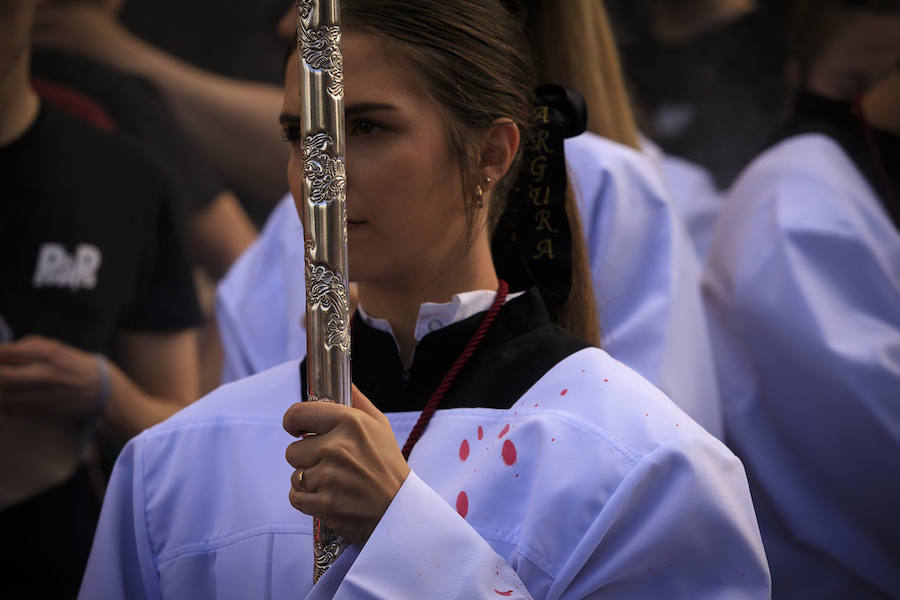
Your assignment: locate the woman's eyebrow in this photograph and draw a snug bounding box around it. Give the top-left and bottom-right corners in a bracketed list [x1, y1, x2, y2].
[346, 102, 397, 116]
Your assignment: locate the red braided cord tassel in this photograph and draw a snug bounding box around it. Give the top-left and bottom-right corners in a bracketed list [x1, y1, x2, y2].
[401, 280, 509, 460]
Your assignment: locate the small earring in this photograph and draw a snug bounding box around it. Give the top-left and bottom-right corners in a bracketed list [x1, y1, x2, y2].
[475, 185, 485, 208]
[484, 176, 493, 186]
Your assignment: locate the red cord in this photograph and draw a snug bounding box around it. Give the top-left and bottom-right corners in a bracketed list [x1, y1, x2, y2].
[400, 280, 509, 460]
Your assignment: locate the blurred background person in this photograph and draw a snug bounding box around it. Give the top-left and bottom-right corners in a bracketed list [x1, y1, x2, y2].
[0, 1, 203, 595]
[35, 0, 290, 224]
[703, 0, 900, 597]
[608, 0, 788, 190]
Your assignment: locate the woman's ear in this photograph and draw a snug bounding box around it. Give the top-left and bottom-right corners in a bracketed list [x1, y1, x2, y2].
[479, 118, 521, 186]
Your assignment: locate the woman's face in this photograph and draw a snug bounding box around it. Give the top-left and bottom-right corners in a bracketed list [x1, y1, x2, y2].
[282, 32, 472, 286]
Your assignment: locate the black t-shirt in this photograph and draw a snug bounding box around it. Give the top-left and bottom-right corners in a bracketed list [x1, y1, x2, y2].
[0, 105, 203, 355]
[31, 49, 223, 216]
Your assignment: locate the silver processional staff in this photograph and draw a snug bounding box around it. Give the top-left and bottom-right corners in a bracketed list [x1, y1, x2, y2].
[294, 0, 351, 583]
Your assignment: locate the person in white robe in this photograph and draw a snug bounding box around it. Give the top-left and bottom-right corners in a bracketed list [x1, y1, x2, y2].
[641, 136, 722, 260]
[81, 1, 769, 597]
[702, 3, 900, 597]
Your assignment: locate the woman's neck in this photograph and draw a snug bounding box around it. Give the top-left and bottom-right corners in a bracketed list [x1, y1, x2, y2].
[356, 238, 498, 368]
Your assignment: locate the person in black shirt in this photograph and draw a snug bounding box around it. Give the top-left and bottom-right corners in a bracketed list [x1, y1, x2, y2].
[0, 1, 203, 596]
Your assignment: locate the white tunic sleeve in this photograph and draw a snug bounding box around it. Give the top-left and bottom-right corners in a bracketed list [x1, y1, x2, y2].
[78, 440, 162, 599]
[307, 349, 768, 599]
[308, 437, 768, 599]
[566, 133, 723, 438]
[703, 134, 900, 596]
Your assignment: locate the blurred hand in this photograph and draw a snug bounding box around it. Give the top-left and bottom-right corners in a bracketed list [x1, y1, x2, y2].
[33, 3, 148, 73]
[284, 385, 409, 543]
[0, 335, 102, 420]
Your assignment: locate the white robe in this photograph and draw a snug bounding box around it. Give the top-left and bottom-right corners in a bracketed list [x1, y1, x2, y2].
[641, 136, 723, 260]
[703, 133, 900, 598]
[216, 132, 723, 437]
[80, 347, 769, 599]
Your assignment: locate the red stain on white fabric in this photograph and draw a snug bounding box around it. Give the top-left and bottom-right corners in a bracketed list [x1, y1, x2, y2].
[456, 491, 468, 518]
[459, 439, 470, 461]
[477, 425, 484, 440]
[502, 439, 517, 466]
[494, 590, 514, 596]
[498, 424, 510, 438]
[560, 388, 568, 396]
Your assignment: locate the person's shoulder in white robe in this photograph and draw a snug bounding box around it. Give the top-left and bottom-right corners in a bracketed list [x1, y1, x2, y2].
[703, 132, 900, 598]
[80, 345, 770, 599]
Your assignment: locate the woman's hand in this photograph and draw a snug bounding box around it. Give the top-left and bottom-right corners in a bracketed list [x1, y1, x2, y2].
[283, 385, 410, 543]
[0, 335, 102, 420]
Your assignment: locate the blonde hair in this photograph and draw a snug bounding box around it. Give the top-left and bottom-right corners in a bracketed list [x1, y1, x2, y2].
[525, 0, 641, 149]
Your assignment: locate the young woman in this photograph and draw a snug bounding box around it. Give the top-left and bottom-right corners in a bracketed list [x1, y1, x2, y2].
[217, 0, 724, 438]
[81, 1, 769, 597]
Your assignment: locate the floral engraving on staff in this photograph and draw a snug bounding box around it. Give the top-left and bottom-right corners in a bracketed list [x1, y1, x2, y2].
[303, 131, 347, 206]
[313, 531, 344, 582]
[300, 24, 344, 100]
[295, 0, 313, 22]
[304, 239, 351, 352]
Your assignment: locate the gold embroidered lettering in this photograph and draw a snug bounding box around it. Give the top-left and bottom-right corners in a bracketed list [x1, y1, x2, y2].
[535, 209, 558, 233]
[529, 186, 551, 206]
[531, 130, 553, 154]
[533, 238, 554, 260]
[530, 155, 548, 181]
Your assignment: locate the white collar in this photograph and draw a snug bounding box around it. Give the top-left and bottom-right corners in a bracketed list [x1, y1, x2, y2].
[357, 289, 524, 354]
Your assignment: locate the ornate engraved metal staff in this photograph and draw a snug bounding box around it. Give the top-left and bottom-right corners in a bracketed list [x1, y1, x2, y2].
[294, 0, 351, 583]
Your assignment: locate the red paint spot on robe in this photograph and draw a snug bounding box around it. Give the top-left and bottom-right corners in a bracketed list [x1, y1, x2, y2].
[502, 439, 517, 466]
[498, 424, 510, 438]
[477, 425, 484, 440]
[456, 491, 468, 518]
[459, 439, 470, 461]
[494, 590, 514, 597]
[551, 437, 556, 442]
[676, 424, 680, 427]
[560, 388, 568, 396]
[534, 403, 539, 407]
[604, 379, 608, 382]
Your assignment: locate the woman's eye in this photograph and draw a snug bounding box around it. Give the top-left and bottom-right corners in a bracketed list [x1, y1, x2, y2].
[350, 119, 382, 136]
